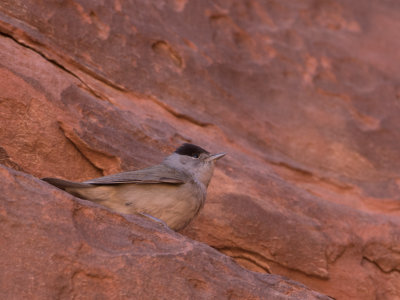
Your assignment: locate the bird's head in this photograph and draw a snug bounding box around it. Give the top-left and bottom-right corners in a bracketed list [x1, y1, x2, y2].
[163, 143, 226, 186]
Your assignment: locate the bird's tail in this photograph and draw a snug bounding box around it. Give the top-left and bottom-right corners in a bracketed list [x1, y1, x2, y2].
[42, 177, 92, 190]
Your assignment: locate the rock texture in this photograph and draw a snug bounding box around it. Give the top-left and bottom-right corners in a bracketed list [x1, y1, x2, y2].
[0, 0, 399, 299]
[1, 165, 330, 300]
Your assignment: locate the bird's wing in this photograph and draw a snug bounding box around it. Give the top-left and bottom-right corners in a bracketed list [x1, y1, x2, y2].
[83, 164, 187, 185]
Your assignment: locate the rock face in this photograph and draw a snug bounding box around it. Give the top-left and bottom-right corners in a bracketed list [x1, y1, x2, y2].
[0, 0, 399, 299]
[1, 165, 329, 299]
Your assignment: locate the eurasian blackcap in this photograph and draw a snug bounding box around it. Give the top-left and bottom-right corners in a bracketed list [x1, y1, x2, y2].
[42, 143, 225, 231]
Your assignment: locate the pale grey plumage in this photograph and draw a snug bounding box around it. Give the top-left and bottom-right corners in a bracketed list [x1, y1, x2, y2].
[85, 164, 187, 184]
[42, 143, 225, 231]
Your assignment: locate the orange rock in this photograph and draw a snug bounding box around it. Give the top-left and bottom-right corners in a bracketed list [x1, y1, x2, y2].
[0, 165, 330, 299]
[1, 0, 400, 299]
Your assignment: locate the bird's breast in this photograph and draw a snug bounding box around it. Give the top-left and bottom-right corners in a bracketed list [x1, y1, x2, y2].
[115, 181, 206, 230]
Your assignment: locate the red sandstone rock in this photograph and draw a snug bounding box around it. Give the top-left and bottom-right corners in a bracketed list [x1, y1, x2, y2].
[0, 0, 400, 299]
[0, 165, 330, 299]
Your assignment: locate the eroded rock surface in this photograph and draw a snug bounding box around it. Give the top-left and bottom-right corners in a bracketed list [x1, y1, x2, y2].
[0, 166, 330, 299]
[1, 0, 400, 299]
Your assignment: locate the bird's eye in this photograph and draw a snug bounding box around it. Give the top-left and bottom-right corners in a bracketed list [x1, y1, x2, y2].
[192, 153, 199, 158]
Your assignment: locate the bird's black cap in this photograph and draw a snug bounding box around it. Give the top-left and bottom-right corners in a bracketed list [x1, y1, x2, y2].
[174, 143, 209, 158]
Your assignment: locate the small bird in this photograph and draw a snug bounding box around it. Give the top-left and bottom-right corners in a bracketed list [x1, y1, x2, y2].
[42, 143, 225, 231]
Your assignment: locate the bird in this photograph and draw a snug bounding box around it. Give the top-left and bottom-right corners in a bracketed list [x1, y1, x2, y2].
[42, 143, 226, 231]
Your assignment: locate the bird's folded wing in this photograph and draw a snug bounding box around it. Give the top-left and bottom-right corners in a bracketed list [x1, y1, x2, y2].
[83, 164, 187, 185]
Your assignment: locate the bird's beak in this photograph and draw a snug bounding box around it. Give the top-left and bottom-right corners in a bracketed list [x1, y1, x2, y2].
[206, 153, 226, 162]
